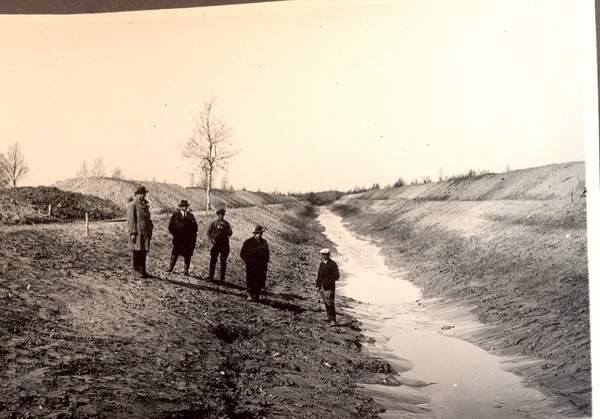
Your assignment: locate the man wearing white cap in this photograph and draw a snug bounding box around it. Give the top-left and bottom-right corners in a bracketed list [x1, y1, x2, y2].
[315, 248, 340, 326]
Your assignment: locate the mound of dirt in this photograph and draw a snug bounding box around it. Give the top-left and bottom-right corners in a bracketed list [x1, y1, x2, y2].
[0, 202, 394, 418]
[0, 186, 123, 225]
[52, 177, 298, 215]
[360, 162, 586, 202]
[331, 162, 591, 416]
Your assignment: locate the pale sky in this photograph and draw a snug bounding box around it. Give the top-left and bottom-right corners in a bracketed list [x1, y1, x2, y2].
[0, 0, 596, 193]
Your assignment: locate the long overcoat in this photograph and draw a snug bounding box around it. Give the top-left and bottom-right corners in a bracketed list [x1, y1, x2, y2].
[168, 210, 198, 257]
[127, 196, 153, 251]
[240, 236, 270, 270]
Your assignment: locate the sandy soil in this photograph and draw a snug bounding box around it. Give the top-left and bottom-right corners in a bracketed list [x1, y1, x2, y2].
[0, 161, 590, 417]
[330, 162, 591, 417]
[1, 203, 396, 418]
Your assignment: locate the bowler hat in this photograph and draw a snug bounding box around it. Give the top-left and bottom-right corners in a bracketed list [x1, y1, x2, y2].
[253, 225, 266, 234]
[179, 200, 190, 207]
[135, 186, 148, 195]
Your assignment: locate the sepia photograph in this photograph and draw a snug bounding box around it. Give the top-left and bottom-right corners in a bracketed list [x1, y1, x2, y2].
[1, 0, 598, 417]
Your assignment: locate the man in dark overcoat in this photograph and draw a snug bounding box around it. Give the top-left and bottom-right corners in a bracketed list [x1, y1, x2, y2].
[316, 248, 340, 326]
[167, 199, 198, 276]
[127, 186, 154, 278]
[240, 225, 270, 302]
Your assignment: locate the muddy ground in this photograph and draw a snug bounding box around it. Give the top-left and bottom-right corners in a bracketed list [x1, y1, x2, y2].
[1, 202, 396, 418]
[330, 165, 591, 417]
[0, 162, 592, 418]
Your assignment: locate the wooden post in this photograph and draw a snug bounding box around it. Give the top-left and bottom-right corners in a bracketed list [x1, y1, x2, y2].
[85, 213, 89, 237]
[48, 204, 52, 216]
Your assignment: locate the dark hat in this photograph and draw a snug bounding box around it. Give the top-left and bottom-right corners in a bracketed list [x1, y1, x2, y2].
[179, 200, 190, 208]
[253, 225, 266, 234]
[216, 208, 226, 215]
[135, 186, 148, 195]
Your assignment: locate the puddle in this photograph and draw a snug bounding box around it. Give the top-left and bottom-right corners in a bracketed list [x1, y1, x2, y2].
[318, 208, 570, 418]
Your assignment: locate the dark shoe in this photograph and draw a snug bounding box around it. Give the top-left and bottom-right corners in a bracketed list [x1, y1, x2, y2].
[183, 271, 189, 277]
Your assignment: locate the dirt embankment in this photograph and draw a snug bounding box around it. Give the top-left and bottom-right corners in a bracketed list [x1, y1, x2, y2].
[52, 178, 298, 216]
[330, 162, 591, 417]
[1, 201, 400, 418]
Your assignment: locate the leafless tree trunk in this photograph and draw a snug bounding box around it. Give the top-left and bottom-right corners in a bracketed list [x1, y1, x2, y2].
[77, 160, 89, 178]
[2, 143, 29, 187]
[112, 167, 124, 179]
[91, 158, 105, 177]
[181, 97, 238, 212]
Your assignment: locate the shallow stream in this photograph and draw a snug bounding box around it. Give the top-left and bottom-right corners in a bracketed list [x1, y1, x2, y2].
[317, 208, 569, 418]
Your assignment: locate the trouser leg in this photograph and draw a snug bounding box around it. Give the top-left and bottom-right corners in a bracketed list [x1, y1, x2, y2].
[320, 288, 336, 322]
[245, 267, 251, 292]
[167, 253, 178, 273]
[132, 251, 139, 271]
[209, 254, 217, 280]
[246, 267, 257, 300]
[260, 270, 267, 292]
[219, 257, 227, 281]
[183, 255, 191, 275]
[219, 244, 230, 281]
[140, 251, 149, 277]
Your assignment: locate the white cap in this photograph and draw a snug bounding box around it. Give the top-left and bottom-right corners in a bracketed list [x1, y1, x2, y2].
[319, 248, 331, 255]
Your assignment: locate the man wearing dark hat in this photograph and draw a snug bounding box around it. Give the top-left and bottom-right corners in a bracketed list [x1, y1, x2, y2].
[316, 248, 340, 326]
[240, 225, 270, 302]
[127, 186, 154, 279]
[167, 200, 198, 276]
[205, 208, 233, 281]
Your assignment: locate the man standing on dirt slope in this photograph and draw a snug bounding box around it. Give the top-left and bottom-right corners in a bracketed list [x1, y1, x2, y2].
[205, 208, 233, 282]
[127, 186, 154, 279]
[166, 200, 198, 276]
[240, 225, 270, 302]
[316, 248, 340, 326]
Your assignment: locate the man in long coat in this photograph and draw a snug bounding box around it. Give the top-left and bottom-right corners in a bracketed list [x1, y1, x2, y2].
[240, 225, 270, 302]
[127, 186, 153, 278]
[316, 248, 340, 326]
[167, 200, 198, 276]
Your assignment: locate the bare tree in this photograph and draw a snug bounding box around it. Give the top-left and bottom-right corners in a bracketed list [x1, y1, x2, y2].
[76, 160, 89, 178]
[2, 143, 29, 187]
[112, 167, 124, 179]
[220, 173, 229, 190]
[181, 97, 238, 211]
[91, 158, 105, 177]
[438, 167, 446, 182]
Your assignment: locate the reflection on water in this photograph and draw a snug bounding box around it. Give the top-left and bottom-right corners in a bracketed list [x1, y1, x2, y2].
[318, 208, 567, 418]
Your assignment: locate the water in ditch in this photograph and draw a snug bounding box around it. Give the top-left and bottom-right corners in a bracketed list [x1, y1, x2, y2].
[317, 208, 570, 418]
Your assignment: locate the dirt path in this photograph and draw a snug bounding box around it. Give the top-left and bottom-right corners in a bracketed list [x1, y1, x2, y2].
[0, 203, 399, 418]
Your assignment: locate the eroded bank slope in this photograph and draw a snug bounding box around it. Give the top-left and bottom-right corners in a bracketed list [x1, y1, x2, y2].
[330, 162, 590, 416]
[1, 202, 394, 418]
